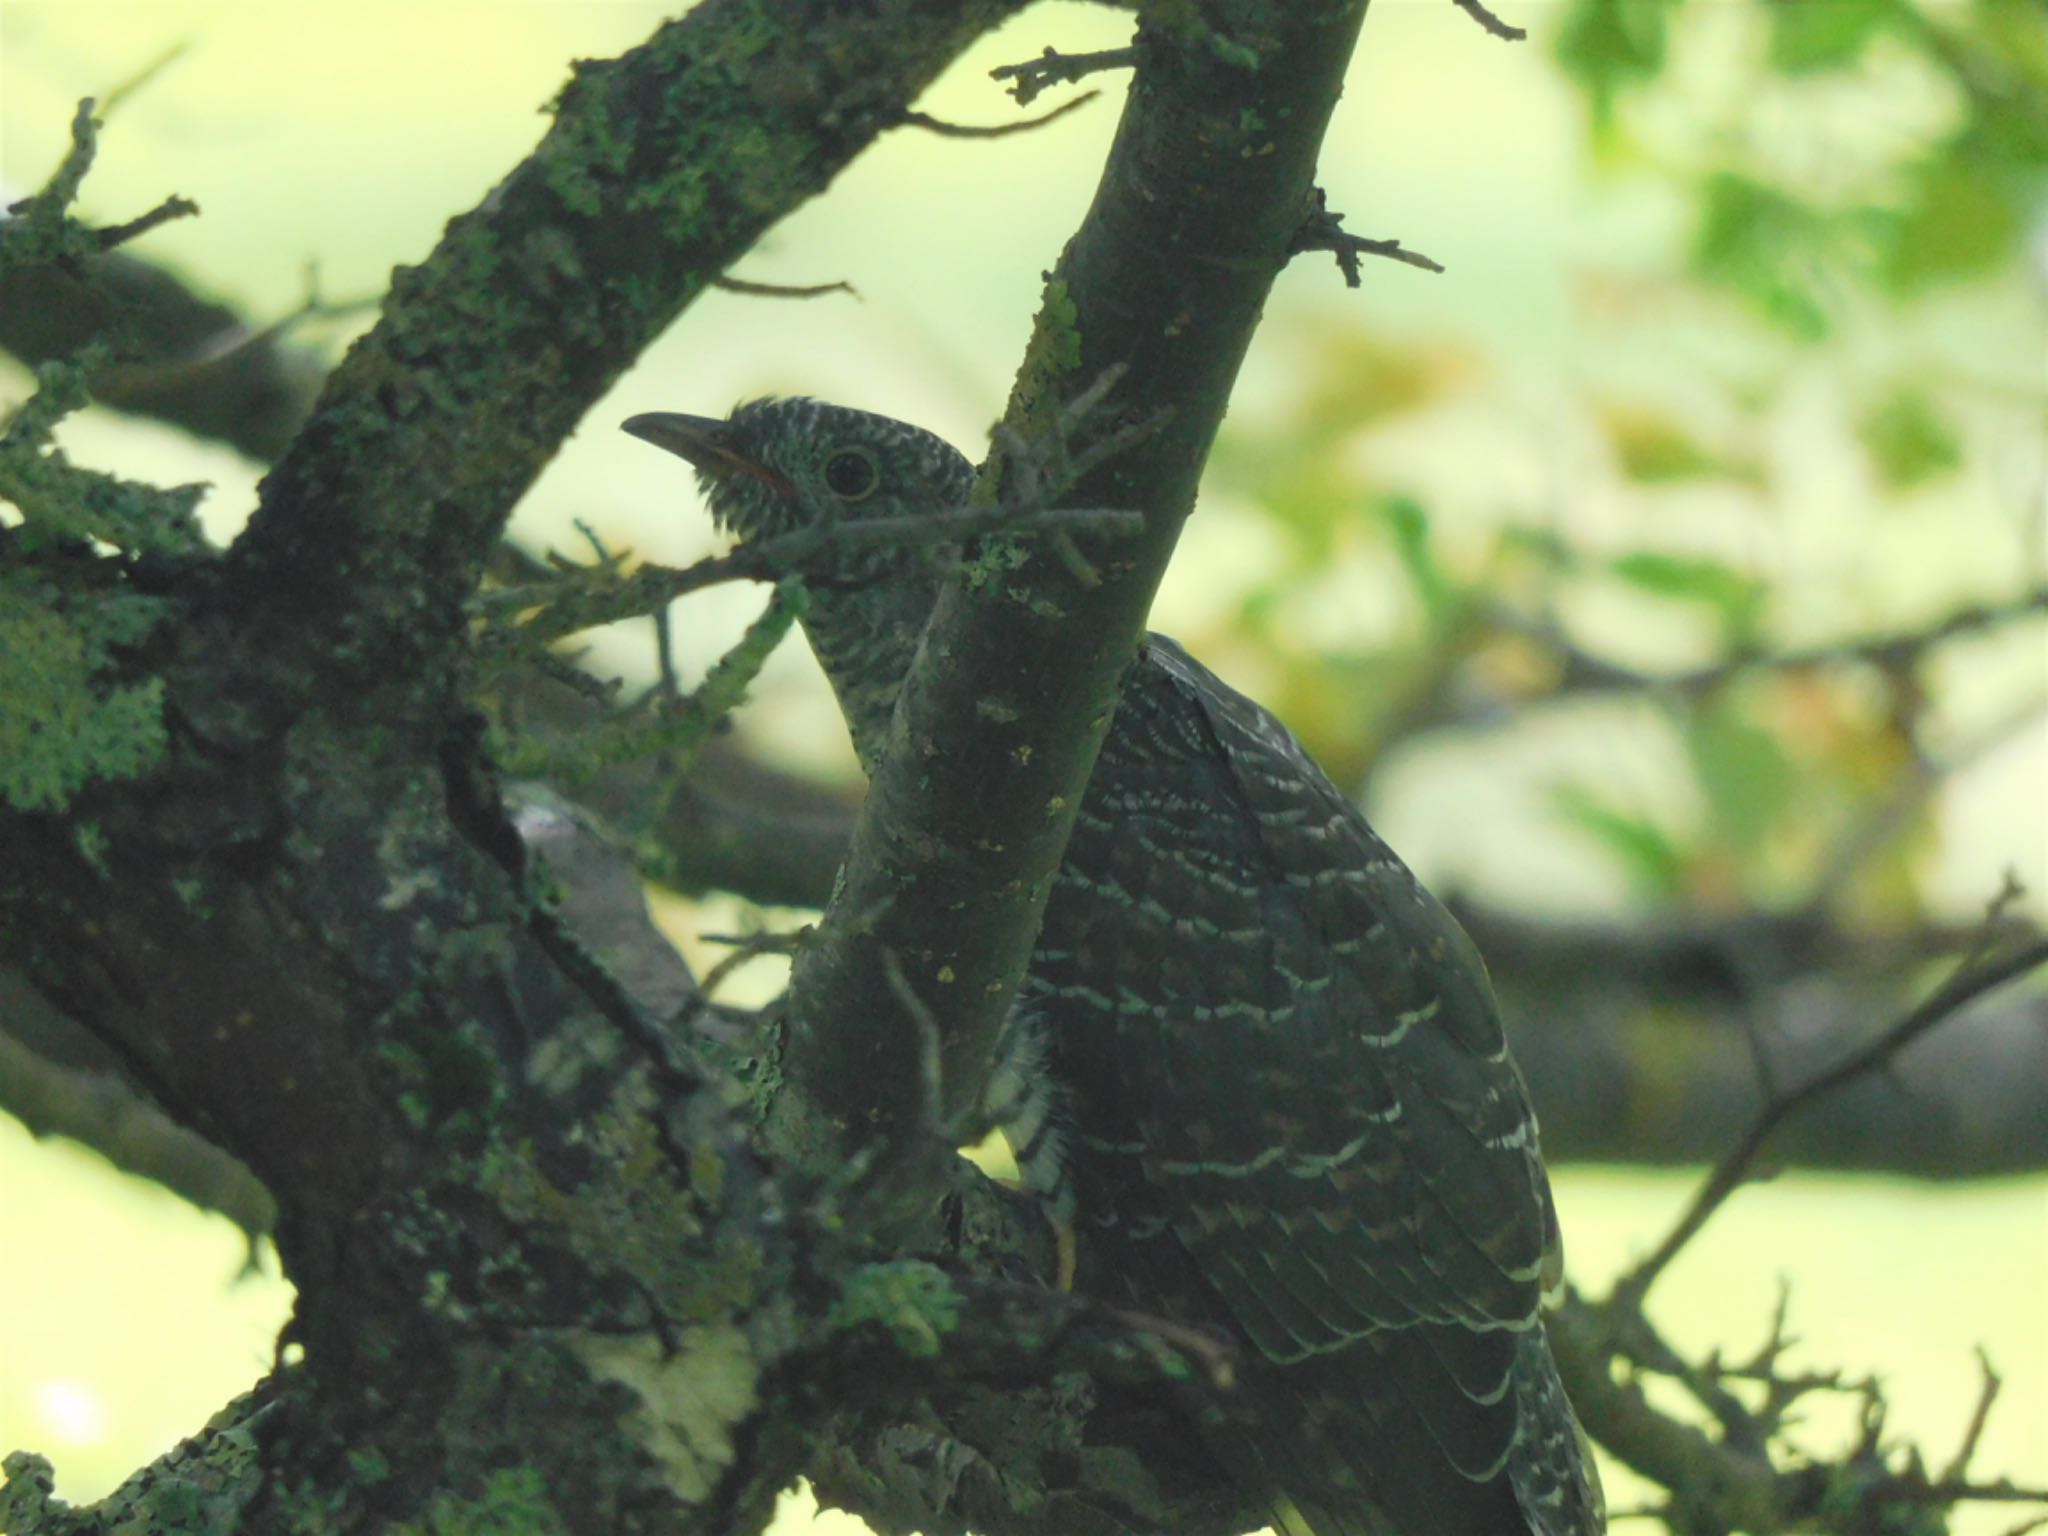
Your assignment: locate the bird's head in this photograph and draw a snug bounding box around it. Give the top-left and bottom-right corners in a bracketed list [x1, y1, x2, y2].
[622, 397, 979, 770]
[621, 397, 977, 549]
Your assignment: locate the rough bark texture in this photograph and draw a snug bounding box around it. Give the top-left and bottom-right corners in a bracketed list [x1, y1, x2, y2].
[772, 2, 1375, 1211]
[0, 4, 1370, 1534]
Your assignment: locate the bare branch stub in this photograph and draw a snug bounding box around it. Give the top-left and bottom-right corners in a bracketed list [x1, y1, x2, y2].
[91, 194, 199, 251]
[1939, 1347, 2003, 1487]
[1289, 186, 1445, 285]
[2, 97, 199, 274]
[989, 44, 1138, 106]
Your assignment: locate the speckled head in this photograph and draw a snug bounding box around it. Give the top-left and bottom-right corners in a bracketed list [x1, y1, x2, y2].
[621, 397, 976, 545]
[623, 397, 980, 771]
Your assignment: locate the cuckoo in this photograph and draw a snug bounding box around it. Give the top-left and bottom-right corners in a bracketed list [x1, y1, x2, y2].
[624, 398, 1604, 1536]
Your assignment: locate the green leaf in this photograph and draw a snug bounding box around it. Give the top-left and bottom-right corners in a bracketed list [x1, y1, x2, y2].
[1691, 172, 1837, 340]
[1857, 388, 1963, 489]
[1601, 404, 1760, 485]
[1879, 157, 2020, 289]
[1768, 0, 1897, 73]
[1609, 551, 1766, 642]
[1379, 494, 1452, 621]
[1552, 784, 1687, 899]
[1684, 705, 1793, 857]
[1554, 0, 1673, 137]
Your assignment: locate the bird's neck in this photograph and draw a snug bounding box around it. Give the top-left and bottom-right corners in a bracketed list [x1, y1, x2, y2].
[799, 578, 939, 774]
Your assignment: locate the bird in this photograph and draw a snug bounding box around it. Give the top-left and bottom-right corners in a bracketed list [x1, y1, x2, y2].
[623, 397, 1605, 1536]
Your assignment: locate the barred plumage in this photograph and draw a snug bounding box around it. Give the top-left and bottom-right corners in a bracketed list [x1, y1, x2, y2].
[625, 398, 1604, 1536]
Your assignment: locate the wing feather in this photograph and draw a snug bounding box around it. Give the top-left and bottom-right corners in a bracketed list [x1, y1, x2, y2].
[1031, 636, 1597, 1535]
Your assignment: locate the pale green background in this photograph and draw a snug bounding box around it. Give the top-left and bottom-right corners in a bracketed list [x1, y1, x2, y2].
[2, 1, 2042, 1530]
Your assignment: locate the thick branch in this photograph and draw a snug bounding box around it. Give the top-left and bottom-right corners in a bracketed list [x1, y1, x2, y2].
[219, 0, 1029, 697]
[776, 4, 1374, 1209]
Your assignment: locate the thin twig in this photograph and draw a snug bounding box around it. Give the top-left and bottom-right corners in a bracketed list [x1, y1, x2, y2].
[98, 41, 191, 117]
[1448, 0, 1528, 41]
[483, 501, 1144, 651]
[652, 604, 680, 698]
[1612, 930, 2048, 1307]
[92, 194, 199, 250]
[1939, 1347, 2003, 1486]
[1289, 187, 1443, 285]
[527, 647, 620, 703]
[989, 45, 1138, 106]
[901, 92, 1098, 138]
[879, 946, 946, 1133]
[697, 927, 807, 1000]
[712, 274, 859, 300]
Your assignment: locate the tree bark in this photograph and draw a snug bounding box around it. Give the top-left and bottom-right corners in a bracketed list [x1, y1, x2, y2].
[0, 4, 1377, 1533]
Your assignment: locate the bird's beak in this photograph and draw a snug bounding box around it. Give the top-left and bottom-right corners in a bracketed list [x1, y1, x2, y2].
[621, 411, 795, 498]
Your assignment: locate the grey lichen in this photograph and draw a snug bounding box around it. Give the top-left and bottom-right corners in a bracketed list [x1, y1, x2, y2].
[0, 352, 211, 560]
[0, 577, 170, 813]
[482, 1094, 765, 1327]
[570, 1327, 761, 1506]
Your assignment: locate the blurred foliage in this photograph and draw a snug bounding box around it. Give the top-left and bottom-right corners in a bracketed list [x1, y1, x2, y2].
[1561, 0, 2047, 315]
[1204, 0, 2044, 931]
[1857, 387, 1964, 489]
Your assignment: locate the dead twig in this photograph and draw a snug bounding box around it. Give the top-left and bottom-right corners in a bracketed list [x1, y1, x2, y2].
[1289, 187, 1444, 285]
[91, 194, 199, 251]
[990, 45, 1138, 106]
[1612, 922, 2048, 1308]
[697, 927, 808, 1000]
[1939, 1347, 2004, 1487]
[477, 499, 1144, 653]
[900, 92, 1098, 138]
[712, 274, 859, 300]
[1448, 0, 1527, 42]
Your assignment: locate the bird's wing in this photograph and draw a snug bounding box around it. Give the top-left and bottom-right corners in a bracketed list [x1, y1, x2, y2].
[1032, 636, 1585, 1536]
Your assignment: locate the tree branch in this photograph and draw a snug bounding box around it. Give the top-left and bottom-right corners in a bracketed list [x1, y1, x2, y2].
[899, 92, 1100, 138]
[0, 246, 330, 461]
[1612, 928, 2048, 1308]
[1289, 186, 1445, 283]
[480, 499, 1141, 652]
[1550, 1286, 2048, 1536]
[989, 45, 1139, 106]
[773, 5, 1376, 1226]
[218, 0, 1033, 698]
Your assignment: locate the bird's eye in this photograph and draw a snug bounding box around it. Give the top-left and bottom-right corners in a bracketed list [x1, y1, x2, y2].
[824, 448, 880, 502]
